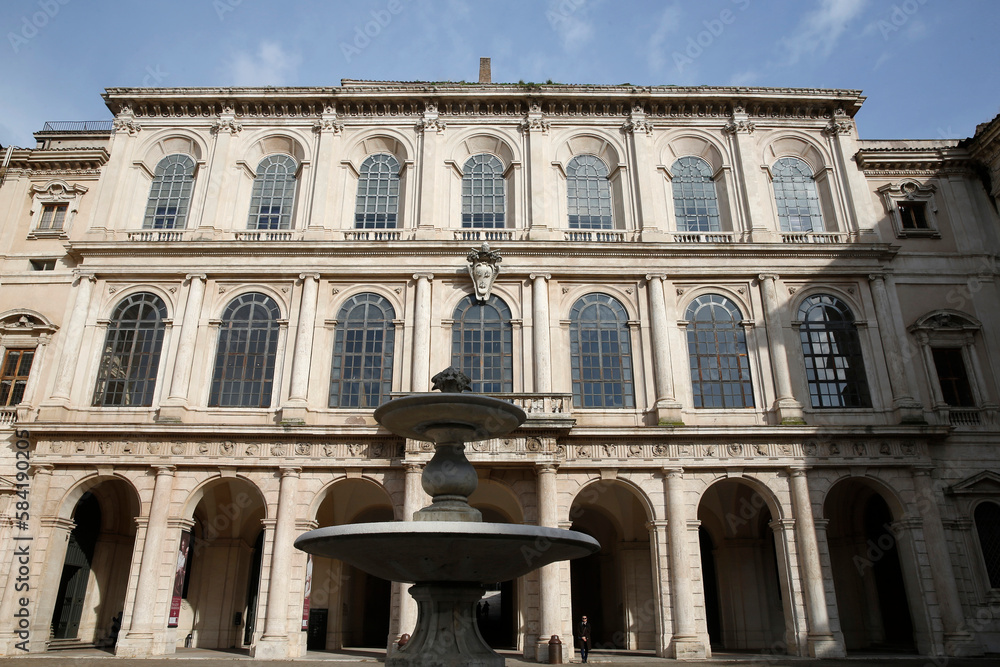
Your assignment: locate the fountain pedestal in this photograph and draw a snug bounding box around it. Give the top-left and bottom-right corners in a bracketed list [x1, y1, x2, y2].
[295, 369, 599, 666]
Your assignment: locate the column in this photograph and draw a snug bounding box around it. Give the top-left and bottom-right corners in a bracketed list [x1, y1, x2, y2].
[116, 466, 176, 658]
[411, 274, 433, 392]
[530, 275, 552, 392]
[868, 274, 923, 421]
[534, 465, 560, 660]
[415, 106, 443, 238]
[646, 520, 670, 657]
[252, 467, 301, 658]
[758, 274, 804, 423]
[396, 462, 424, 643]
[162, 274, 206, 413]
[646, 274, 683, 423]
[664, 468, 707, 658]
[307, 107, 343, 235]
[789, 468, 844, 657]
[285, 274, 320, 415]
[49, 273, 96, 402]
[912, 467, 981, 656]
[725, 112, 774, 241]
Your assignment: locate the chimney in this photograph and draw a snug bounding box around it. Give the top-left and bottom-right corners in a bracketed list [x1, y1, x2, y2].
[479, 57, 491, 84]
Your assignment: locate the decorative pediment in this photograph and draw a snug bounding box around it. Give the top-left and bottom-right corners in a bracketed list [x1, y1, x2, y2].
[28, 179, 89, 199]
[909, 309, 981, 333]
[948, 470, 1000, 496]
[0, 310, 58, 336]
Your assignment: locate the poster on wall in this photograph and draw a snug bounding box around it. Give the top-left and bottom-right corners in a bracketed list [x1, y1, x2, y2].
[168, 531, 192, 628]
[301, 554, 313, 631]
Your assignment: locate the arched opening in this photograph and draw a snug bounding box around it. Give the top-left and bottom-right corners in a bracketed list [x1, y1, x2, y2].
[180, 478, 266, 651]
[697, 479, 786, 652]
[569, 481, 654, 651]
[49, 479, 138, 650]
[825, 479, 916, 653]
[311, 479, 394, 651]
[469, 479, 524, 651]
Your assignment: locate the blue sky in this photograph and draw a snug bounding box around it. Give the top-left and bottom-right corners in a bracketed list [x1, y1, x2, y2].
[2, 0, 998, 147]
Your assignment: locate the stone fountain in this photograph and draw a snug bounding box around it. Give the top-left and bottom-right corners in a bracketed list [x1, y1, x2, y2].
[295, 368, 599, 667]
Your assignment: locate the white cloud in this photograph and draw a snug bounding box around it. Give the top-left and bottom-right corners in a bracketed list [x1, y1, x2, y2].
[728, 69, 759, 86]
[646, 5, 683, 72]
[780, 0, 868, 65]
[227, 41, 301, 86]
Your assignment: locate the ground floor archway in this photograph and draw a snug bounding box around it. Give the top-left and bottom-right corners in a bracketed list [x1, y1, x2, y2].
[697, 478, 787, 652]
[569, 480, 654, 651]
[49, 478, 137, 649]
[825, 478, 916, 653]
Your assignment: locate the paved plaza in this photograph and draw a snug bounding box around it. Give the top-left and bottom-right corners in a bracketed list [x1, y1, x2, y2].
[1, 648, 998, 666]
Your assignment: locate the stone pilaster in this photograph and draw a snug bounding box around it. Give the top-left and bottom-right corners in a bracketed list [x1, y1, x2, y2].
[646, 274, 683, 423]
[758, 274, 804, 423]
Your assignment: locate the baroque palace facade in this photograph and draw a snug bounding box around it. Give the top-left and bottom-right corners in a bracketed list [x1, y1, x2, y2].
[0, 78, 999, 661]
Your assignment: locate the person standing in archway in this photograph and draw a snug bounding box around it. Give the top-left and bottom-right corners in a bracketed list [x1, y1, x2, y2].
[576, 615, 592, 663]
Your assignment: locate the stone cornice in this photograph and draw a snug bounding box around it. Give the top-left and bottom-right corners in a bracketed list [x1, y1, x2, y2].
[855, 144, 974, 175]
[102, 84, 865, 122]
[6, 147, 110, 172]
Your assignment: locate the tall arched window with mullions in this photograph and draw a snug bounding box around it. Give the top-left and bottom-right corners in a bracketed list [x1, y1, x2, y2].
[686, 294, 754, 408]
[92, 293, 168, 407]
[451, 295, 512, 392]
[567, 155, 613, 229]
[143, 154, 195, 229]
[772, 157, 824, 232]
[355, 153, 400, 228]
[247, 154, 298, 229]
[330, 293, 395, 408]
[798, 294, 871, 408]
[461, 154, 505, 228]
[210, 293, 281, 408]
[671, 156, 721, 232]
[975, 501, 1000, 589]
[570, 293, 634, 409]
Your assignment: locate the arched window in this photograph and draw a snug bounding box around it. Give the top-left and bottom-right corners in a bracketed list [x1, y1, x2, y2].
[210, 293, 281, 408]
[672, 156, 721, 232]
[355, 153, 400, 228]
[686, 294, 754, 408]
[798, 294, 871, 408]
[248, 154, 298, 229]
[93, 293, 168, 407]
[451, 295, 512, 392]
[144, 154, 195, 229]
[567, 155, 613, 229]
[975, 501, 1000, 588]
[570, 293, 634, 409]
[461, 154, 505, 228]
[330, 293, 395, 407]
[772, 157, 823, 232]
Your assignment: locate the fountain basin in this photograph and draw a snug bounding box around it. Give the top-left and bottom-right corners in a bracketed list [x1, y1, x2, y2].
[294, 521, 599, 583]
[374, 393, 526, 444]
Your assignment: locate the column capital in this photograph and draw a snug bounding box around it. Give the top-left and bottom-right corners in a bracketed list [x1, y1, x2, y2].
[29, 462, 54, 476]
[404, 462, 424, 473]
[911, 465, 936, 478]
[535, 463, 559, 475]
[789, 466, 812, 478]
[278, 466, 302, 478]
[73, 272, 97, 286]
[868, 272, 888, 283]
[645, 273, 668, 282]
[413, 273, 434, 281]
[758, 273, 779, 283]
[529, 273, 551, 281]
[298, 272, 321, 282]
[662, 466, 684, 477]
[153, 465, 176, 477]
[184, 273, 207, 283]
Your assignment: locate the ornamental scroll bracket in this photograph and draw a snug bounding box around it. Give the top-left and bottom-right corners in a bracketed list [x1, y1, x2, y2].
[466, 242, 502, 302]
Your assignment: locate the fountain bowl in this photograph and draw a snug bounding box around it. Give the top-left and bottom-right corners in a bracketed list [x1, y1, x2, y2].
[373, 393, 526, 444]
[294, 521, 599, 583]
